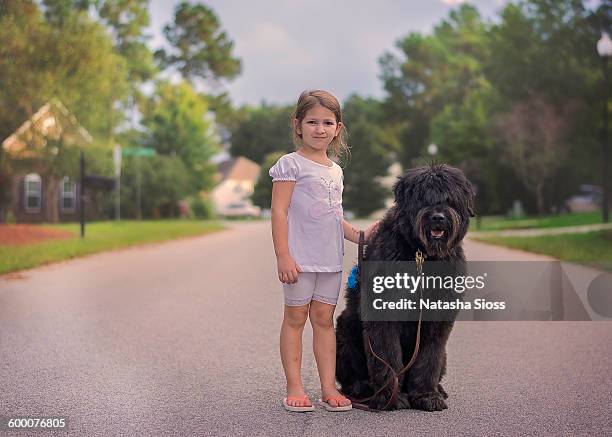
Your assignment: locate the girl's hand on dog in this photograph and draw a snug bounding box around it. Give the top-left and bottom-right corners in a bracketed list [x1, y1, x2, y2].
[364, 220, 381, 243]
[276, 254, 302, 284]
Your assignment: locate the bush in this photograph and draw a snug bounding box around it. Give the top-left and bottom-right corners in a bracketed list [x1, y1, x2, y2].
[191, 197, 215, 219]
[120, 155, 193, 218]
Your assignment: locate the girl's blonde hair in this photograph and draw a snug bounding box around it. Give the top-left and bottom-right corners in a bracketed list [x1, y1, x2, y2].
[291, 89, 349, 160]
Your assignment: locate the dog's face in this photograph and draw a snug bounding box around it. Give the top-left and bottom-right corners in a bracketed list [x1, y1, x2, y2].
[392, 164, 475, 258]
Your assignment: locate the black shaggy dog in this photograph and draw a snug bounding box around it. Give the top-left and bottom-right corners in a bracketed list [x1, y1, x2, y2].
[336, 164, 475, 411]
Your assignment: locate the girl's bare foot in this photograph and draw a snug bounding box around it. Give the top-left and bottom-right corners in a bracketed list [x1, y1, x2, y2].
[321, 386, 351, 407]
[286, 385, 312, 407]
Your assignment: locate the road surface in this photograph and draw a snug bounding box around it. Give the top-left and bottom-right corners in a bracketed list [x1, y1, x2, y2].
[0, 221, 610, 436]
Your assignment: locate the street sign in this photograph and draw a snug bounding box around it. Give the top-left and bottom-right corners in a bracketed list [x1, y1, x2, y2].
[122, 147, 155, 157]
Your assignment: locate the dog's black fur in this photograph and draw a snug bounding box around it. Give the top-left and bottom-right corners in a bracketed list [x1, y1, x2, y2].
[336, 164, 475, 411]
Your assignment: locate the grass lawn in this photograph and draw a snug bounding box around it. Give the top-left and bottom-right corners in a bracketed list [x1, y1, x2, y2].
[470, 211, 603, 232]
[0, 220, 224, 275]
[475, 230, 612, 272]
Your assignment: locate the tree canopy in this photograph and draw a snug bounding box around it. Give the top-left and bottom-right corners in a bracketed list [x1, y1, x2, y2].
[0, 0, 241, 219]
[378, 0, 609, 215]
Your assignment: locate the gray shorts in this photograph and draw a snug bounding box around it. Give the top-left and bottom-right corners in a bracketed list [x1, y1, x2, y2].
[283, 271, 343, 306]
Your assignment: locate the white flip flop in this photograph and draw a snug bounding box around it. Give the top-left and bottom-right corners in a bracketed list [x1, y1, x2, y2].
[318, 396, 353, 412]
[283, 396, 315, 412]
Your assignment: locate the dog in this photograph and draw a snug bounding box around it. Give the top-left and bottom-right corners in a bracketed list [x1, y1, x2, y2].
[335, 164, 475, 411]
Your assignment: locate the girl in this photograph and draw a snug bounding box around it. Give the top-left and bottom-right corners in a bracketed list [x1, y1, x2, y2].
[269, 89, 378, 412]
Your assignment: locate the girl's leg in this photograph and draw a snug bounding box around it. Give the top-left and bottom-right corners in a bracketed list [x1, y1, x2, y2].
[280, 303, 310, 407]
[309, 300, 351, 407]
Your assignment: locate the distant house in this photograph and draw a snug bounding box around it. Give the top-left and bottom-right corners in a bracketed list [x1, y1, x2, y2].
[1, 99, 92, 223]
[212, 156, 261, 217]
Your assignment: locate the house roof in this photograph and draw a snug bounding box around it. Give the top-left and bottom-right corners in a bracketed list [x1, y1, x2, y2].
[216, 156, 261, 184]
[2, 98, 92, 158]
[217, 158, 236, 181]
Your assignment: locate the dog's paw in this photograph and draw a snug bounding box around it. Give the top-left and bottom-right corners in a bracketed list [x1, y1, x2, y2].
[368, 392, 410, 411]
[438, 383, 448, 399]
[396, 392, 411, 410]
[369, 394, 396, 411]
[411, 392, 448, 411]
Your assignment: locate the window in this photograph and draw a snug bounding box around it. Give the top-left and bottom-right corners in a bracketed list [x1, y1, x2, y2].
[41, 116, 56, 134]
[24, 173, 42, 213]
[60, 176, 76, 212]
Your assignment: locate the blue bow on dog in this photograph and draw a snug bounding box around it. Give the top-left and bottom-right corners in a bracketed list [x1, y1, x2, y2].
[347, 265, 360, 292]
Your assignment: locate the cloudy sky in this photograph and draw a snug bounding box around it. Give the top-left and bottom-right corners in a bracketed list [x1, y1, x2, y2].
[148, 0, 510, 107]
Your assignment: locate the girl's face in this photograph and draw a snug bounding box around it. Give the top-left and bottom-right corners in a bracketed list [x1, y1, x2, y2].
[294, 105, 342, 153]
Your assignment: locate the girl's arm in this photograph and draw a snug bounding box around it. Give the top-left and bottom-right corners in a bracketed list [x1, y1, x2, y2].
[271, 181, 301, 284]
[342, 219, 380, 244]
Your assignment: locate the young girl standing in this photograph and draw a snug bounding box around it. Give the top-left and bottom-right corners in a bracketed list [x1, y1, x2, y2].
[269, 90, 378, 412]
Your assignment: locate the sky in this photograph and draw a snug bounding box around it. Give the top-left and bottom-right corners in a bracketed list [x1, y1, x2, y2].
[147, 0, 511, 107]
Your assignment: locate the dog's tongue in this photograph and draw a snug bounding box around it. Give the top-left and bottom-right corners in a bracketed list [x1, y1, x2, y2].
[431, 230, 445, 238]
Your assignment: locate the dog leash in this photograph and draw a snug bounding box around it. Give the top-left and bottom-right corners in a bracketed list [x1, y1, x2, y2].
[346, 231, 425, 412]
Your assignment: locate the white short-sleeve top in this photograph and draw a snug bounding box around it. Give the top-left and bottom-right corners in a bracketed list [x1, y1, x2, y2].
[269, 152, 344, 272]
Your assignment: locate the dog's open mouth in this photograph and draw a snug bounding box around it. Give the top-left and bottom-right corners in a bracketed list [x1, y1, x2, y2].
[430, 230, 445, 239]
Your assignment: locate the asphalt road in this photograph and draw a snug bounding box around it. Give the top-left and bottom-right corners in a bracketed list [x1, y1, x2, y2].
[0, 221, 610, 436]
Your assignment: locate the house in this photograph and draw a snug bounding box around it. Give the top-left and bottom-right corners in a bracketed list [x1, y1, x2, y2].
[1, 99, 92, 223]
[211, 156, 261, 217]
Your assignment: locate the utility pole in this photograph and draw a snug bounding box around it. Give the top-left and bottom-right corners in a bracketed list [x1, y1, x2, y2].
[80, 151, 85, 238]
[114, 144, 122, 221]
[597, 33, 612, 222]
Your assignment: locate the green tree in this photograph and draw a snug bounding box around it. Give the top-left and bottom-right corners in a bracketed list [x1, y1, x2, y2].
[251, 151, 286, 210]
[97, 0, 157, 119]
[40, 0, 157, 133]
[379, 5, 491, 169]
[140, 80, 219, 191]
[0, 2, 128, 219]
[486, 0, 594, 104]
[120, 154, 192, 218]
[428, 80, 517, 214]
[229, 104, 295, 164]
[155, 1, 241, 88]
[379, 0, 609, 215]
[0, 4, 129, 141]
[341, 95, 391, 218]
[486, 0, 607, 213]
[39, 0, 93, 26]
